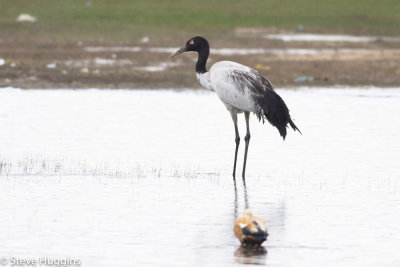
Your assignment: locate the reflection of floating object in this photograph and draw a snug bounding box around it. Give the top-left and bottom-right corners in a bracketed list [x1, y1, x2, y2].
[234, 246, 267, 265]
[17, 14, 37, 22]
[234, 210, 268, 246]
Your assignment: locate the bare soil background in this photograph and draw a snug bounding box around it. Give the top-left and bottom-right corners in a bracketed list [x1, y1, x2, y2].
[1, 30, 400, 89]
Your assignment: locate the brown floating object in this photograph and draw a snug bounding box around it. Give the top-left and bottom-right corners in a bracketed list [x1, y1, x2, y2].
[234, 210, 268, 246]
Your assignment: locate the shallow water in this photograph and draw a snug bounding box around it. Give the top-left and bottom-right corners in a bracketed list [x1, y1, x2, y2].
[84, 45, 396, 57]
[261, 33, 400, 43]
[0, 88, 399, 266]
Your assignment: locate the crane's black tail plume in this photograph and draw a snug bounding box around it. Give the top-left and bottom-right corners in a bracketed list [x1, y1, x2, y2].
[288, 117, 302, 135]
[254, 90, 301, 140]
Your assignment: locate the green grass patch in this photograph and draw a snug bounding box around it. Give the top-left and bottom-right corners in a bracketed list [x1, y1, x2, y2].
[1, 0, 399, 41]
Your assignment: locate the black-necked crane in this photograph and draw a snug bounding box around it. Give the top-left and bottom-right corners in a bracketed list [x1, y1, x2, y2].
[170, 36, 301, 180]
[234, 210, 268, 246]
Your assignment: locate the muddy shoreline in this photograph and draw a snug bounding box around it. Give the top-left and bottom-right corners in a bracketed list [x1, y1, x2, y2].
[1, 33, 400, 89]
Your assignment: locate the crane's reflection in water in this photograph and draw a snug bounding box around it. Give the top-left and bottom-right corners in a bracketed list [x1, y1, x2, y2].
[233, 178, 268, 265]
[233, 178, 249, 219]
[235, 246, 267, 265]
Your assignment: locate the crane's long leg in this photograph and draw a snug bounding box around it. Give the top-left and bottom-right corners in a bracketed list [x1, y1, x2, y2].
[230, 111, 240, 179]
[242, 112, 251, 180]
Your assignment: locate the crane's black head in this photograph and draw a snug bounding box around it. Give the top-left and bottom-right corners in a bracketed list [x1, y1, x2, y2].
[169, 36, 209, 58]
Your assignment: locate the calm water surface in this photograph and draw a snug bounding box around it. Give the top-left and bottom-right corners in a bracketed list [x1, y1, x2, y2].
[0, 88, 399, 266]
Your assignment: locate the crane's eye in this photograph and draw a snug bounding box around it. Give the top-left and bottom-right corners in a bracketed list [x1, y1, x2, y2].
[185, 39, 195, 47]
[185, 39, 193, 47]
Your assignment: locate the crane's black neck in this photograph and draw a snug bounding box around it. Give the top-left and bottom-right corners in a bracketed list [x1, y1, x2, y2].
[195, 46, 209, 74]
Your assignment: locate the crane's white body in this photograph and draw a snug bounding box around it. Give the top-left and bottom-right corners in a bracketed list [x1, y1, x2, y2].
[196, 61, 259, 114]
[171, 36, 300, 178]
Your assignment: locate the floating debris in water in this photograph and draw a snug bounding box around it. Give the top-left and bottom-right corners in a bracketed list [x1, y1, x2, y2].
[234, 210, 268, 246]
[17, 14, 37, 22]
[0, 58, 5, 66]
